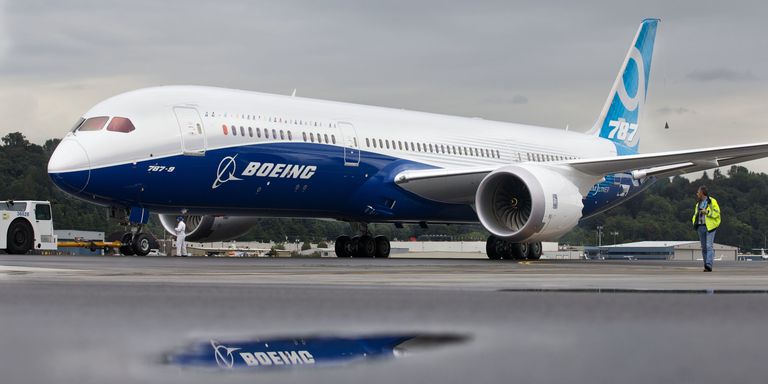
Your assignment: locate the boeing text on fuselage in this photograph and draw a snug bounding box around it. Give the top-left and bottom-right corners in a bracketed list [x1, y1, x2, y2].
[212, 155, 317, 189]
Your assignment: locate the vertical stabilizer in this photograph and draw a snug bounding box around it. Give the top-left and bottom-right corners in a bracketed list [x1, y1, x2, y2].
[588, 18, 659, 155]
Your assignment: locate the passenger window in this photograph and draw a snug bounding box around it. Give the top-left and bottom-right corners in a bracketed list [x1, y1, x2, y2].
[257, 128, 262, 138]
[272, 129, 277, 139]
[222, 125, 228, 135]
[386, 140, 390, 149]
[379, 139, 383, 148]
[240, 126, 245, 136]
[372, 138, 377, 148]
[78, 116, 109, 131]
[324, 134, 329, 144]
[310, 132, 315, 142]
[35, 204, 52, 220]
[398, 141, 403, 151]
[232, 125, 237, 136]
[302, 132, 307, 142]
[265, 129, 269, 139]
[366, 138, 370, 147]
[248, 127, 253, 137]
[331, 135, 336, 144]
[288, 131, 293, 141]
[417, 143, 422, 152]
[353, 138, 358, 147]
[281, 130, 285, 140]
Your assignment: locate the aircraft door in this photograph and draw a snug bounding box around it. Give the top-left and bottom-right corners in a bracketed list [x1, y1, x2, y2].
[338, 122, 360, 166]
[173, 107, 206, 155]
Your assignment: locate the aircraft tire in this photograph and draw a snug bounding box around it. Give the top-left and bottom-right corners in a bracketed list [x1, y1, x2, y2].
[374, 236, 390, 258]
[132, 233, 151, 256]
[504, 243, 526, 260]
[335, 236, 351, 258]
[357, 235, 375, 258]
[120, 232, 135, 256]
[6, 219, 33, 255]
[528, 242, 542, 260]
[518, 242, 530, 260]
[486, 236, 503, 260]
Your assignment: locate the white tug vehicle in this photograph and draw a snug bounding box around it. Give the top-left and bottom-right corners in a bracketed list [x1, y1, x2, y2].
[1, 200, 58, 254]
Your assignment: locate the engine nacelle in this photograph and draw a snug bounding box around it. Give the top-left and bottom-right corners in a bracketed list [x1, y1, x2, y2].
[475, 164, 585, 242]
[158, 214, 259, 242]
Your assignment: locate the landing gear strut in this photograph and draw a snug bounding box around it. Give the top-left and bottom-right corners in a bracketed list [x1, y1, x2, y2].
[110, 205, 153, 257]
[334, 223, 391, 258]
[486, 235, 542, 260]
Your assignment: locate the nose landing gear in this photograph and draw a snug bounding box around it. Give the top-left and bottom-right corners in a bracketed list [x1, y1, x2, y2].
[118, 230, 152, 256]
[486, 235, 542, 260]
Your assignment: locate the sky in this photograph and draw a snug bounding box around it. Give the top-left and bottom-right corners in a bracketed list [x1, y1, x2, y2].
[1, 0, 766, 173]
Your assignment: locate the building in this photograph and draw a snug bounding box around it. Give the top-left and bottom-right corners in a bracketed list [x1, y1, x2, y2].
[585, 241, 738, 261]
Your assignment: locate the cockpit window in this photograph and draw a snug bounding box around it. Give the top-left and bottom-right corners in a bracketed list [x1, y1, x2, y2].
[77, 116, 109, 131]
[106, 117, 136, 133]
[70, 117, 85, 132]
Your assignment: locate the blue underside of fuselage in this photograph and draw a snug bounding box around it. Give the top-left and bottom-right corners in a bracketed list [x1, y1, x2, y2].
[49, 142, 653, 223]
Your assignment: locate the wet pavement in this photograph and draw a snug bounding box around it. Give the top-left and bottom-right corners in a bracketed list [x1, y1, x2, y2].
[1, 254, 767, 383]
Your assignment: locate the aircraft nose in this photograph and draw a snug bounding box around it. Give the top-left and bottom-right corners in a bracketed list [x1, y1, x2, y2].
[48, 137, 91, 193]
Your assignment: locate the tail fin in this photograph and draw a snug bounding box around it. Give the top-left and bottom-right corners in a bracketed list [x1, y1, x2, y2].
[589, 18, 659, 155]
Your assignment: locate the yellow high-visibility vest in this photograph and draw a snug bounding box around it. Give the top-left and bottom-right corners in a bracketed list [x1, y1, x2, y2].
[691, 197, 721, 231]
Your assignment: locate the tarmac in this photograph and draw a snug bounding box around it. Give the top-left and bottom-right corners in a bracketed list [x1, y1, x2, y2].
[2, 254, 768, 383]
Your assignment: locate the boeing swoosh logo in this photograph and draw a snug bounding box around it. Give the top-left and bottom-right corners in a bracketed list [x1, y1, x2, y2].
[212, 155, 242, 189]
[211, 339, 241, 369]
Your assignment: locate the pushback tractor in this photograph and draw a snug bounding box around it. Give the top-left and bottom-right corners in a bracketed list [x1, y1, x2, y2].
[1, 200, 58, 254]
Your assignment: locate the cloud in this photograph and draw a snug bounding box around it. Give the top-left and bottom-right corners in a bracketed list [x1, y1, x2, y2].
[510, 94, 529, 104]
[483, 94, 529, 105]
[656, 107, 696, 115]
[686, 68, 757, 82]
[0, 0, 9, 64]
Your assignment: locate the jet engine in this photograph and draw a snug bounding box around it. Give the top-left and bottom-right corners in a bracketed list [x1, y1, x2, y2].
[475, 164, 587, 242]
[158, 214, 259, 242]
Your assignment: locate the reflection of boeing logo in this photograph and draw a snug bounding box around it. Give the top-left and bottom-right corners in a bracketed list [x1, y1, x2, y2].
[211, 339, 241, 369]
[212, 155, 242, 189]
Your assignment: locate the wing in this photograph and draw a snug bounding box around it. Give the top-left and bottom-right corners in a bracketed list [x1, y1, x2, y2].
[395, 142, 768, 204]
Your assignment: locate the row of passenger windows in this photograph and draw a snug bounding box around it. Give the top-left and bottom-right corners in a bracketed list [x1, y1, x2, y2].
[221, 124, 576, 162]
[524, 153, 577, 162]
[206, 111, 335, 129]
[222, 124, 341, 145]
[71, 116, 136, 133]
[366, 137, 500, 159]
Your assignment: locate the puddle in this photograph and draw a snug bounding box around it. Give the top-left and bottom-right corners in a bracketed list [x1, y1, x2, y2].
[165, 333, 469, 370]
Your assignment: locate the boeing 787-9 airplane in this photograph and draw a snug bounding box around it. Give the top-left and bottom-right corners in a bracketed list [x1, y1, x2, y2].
[43, 19, 768, 259]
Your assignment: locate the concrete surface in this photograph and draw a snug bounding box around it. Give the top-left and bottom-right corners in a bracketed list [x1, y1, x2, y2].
[1, 254, 767, 384]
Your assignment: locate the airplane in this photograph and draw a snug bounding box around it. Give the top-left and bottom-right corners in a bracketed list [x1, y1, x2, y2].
[47, 19, 768, 259]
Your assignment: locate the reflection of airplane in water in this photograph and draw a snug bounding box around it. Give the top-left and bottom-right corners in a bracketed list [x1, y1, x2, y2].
[188, 242, 270, 257]
[166, 333, 468, 369]
[49, 19, 768, 260]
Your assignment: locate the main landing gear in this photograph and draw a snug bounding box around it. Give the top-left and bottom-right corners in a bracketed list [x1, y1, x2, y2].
[334, 224, 391, 258]
[486, 235, 542, 260]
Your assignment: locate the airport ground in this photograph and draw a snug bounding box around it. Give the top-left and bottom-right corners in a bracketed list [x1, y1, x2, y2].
[2, 254, 768, 383]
